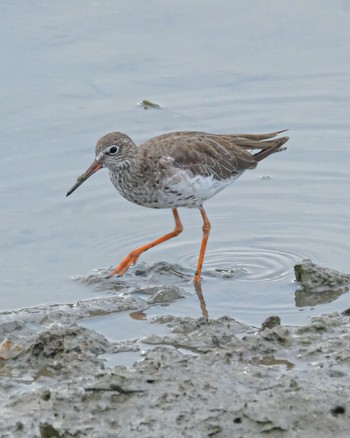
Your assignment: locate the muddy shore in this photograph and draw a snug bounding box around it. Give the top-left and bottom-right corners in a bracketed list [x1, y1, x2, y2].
[1, 260, 350, 437]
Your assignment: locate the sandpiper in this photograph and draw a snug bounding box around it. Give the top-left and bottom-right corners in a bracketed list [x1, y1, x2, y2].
[67, 129, 288, 282]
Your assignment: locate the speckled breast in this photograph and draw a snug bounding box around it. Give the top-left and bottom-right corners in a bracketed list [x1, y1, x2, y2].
[109, 168, 237, 209]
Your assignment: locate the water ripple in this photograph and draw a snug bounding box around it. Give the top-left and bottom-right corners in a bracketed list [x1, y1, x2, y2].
[179, 245, 309, 283]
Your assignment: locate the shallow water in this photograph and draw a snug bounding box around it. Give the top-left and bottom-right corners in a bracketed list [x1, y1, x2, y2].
[1, 1, 350, 333]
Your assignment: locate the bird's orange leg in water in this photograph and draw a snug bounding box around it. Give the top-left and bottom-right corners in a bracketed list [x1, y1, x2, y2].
[194, 207, 211, 283]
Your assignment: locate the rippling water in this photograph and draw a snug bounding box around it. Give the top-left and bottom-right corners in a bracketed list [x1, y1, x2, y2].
[1, 1, 350, 330]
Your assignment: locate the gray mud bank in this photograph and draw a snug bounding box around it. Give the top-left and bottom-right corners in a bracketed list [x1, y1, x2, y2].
[1, 260, 350, 437]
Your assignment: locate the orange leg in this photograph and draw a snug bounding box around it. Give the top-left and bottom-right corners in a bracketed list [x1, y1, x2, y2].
[109, 208, 183, 277]
[194, 207, 211, 283]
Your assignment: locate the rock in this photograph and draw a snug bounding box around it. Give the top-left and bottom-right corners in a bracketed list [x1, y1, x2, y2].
[294, 259, 350, 306]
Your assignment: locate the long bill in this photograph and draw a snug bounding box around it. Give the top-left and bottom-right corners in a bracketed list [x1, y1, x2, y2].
[66, 161, 103, 197]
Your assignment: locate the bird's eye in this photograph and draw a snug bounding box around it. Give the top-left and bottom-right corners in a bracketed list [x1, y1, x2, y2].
[109, 146, 118, 154]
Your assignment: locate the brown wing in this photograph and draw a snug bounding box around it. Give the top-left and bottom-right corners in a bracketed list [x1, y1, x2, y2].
[140, 130, 288, 181]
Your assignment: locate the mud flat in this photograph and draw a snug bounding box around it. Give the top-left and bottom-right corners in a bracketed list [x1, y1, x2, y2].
[1, 260, 350, 437]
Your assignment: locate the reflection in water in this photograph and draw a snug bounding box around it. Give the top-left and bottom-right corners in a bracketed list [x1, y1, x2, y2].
[194, 281, 209, 318]
[295, 289, 346, 307]
[129, 310, 147, 320]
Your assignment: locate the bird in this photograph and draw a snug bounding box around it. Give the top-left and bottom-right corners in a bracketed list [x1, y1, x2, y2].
[66, 129, 289, 282]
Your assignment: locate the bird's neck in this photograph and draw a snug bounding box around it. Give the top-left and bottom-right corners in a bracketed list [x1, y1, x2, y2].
[108, 148, 141, 194]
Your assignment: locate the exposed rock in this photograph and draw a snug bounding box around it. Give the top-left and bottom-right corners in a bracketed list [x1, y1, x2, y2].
[294, 259, 350, 306]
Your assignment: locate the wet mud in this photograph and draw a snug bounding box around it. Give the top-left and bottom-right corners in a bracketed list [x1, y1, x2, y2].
[1, 260, 350, 437]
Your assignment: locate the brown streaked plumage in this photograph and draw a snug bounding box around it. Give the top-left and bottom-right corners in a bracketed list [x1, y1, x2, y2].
[67, 129, 289, 282]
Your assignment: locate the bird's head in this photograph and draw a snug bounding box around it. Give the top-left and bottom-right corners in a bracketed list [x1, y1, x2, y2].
[66, 132, 135, 197]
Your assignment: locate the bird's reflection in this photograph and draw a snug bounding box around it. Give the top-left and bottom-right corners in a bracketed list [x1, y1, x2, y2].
[194, 281, 209, 318]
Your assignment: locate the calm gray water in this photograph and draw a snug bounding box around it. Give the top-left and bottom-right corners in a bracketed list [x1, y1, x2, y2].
[1, 1, 350, 332]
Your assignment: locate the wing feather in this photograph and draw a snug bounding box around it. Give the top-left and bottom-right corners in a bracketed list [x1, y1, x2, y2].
[139, 130, 288, 181]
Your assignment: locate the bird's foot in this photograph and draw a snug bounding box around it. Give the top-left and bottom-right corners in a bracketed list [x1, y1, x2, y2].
[108, 252, 140, 278]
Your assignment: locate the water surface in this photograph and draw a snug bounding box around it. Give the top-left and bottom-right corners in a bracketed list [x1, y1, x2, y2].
[1, 1, 350, 332]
